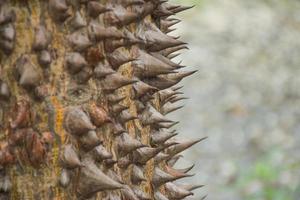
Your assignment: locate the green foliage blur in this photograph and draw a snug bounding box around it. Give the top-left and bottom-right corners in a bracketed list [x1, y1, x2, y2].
[234, 149, 296, 200]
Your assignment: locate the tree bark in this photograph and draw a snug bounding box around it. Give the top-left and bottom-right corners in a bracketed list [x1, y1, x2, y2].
[0, 0, 199, 199]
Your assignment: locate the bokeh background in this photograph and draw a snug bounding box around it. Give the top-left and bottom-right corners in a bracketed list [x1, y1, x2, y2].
[169, 0, 300, 199]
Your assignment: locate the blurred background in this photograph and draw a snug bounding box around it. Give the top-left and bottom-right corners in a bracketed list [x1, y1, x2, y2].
[169, 0, 300, 199]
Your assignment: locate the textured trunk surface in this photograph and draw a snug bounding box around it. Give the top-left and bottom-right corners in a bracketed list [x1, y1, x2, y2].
[0, 0, 201, 200]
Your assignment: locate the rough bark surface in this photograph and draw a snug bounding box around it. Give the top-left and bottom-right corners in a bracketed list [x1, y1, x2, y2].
[0, 0, 201, 199]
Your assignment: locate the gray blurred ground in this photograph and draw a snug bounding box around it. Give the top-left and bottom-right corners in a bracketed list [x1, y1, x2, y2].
[169, 0, 300, 199]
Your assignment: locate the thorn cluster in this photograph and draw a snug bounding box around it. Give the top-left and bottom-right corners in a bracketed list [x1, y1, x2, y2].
[0, 0, 207, 199]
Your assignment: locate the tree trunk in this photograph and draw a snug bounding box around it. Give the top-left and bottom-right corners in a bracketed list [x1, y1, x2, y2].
[0, 0, 201, 199]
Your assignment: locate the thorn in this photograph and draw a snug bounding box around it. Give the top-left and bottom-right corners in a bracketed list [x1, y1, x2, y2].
[65, 52, 87, 74]
[165, 165, 194, 178]
[16, 55, 41, 89]
[154, 3, 174, 17]
[77, 158, 123, 198]
[69, 11, 87, 30]
[135, 100, 146, 114]
[160, 18, 181, 33]
[140, 104, 174, 126]
[103, 158, 118, 168]
[107, 94, 126, 104]
[165, 28, 176, 34]
[111, 104, 129, 115]
[59, 168, 70, 188]
[176, 164, 195, 174]
[167, 154, 183, 167]
[164, 3, 181, 11]
[158, 88, 182, 104]
[178, 183, 204, 191]
[107, 48, 136, 70]
[132, 185, 151, 200]
[104, 5, 139, 26]
[121, 185, 140, 200]
[144, 71, 196, 90]
[152, 167, 180, 188]
[118, 110, 138, 124]
[91, 144, 112, 162]
[154, 191, 169, 200]
[169, 96, 189, 104]
[132, 80, 158, 100]
[131, 165, 146, 184]
[168, 52, 181, 59]
[79, 130, 102, 151]
[68, 31, 92, 51]
[160, 45, 189, 57]
[133, 146, 165, 165]
[166, 137, 208, 158]
[0, 7, 15, 25]
[88, 22, 124, 41]
[107, 169, 125, 184]
[74, 65, 93, 84]
[172, 35, 181, 40]
[122, 0, 145, 7]
[64, 107, 96, 136]
[166, 70, 198, 82]
[101, 73, 137, 92]
[132, 49, 175, 78]
[38, 50, 52, 68]
[150, 129, 178, 146]
[172, 85, 184, 91]
[32, 25, 50, 51]
[59, 144, 82, 169]
[150, 52, 183, 69]
[94, 62, 115, 79]
[157, 121, 179, 129]
[0, 174, 12, 192]
[142, 76, 179, 90]
[161, 103, 184, 115]
[117, 132, 146, 156]
[87, 1, 111, 18]
[112, 123, 126, 136]
[171, 5, 195, 14]
[49, 0, 71, 22]
[123, 29, 143, 45]
[165, 182, 193, 199]
[154, 152, 169, 164]
[103, 193, 122, 200]
[141, 22, 186, 51]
